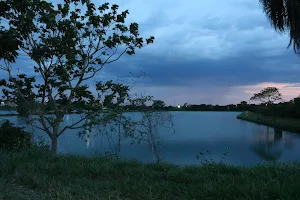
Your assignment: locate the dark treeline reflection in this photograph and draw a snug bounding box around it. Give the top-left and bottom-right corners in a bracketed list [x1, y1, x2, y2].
[251, 127, 294, 161]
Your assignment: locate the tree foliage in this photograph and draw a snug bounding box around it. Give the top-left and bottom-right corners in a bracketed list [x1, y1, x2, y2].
[88, 95, 174, 163]
[0, 0, 154, 153]
[259, 0, 300, 53]
[240, 101, 248, 105]
[0, 74, 36, 117]
[250, 87, 282, 105]
[152, 100, 166, 109]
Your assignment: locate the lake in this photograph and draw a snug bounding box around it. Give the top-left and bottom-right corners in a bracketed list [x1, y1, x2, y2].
[1, 111, 300, 166]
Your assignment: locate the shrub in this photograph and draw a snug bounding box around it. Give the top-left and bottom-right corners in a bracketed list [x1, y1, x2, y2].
[0, 120, 33, 151]
[34, 135, 50, 150]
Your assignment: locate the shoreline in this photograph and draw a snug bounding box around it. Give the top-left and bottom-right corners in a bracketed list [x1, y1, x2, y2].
[236, 111, 300, 133]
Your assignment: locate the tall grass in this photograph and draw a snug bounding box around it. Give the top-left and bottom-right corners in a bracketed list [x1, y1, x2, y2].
[1, 148, 300, 199]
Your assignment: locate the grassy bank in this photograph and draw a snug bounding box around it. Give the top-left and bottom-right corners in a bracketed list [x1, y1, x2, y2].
[1, 149, 300, 199]
[237, 111, 300, 133]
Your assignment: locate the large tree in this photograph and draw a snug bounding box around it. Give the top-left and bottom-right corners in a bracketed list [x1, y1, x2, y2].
[259, 0, 300, 53]
[0, 0, 154, 153]
[250, 87, 282, 105]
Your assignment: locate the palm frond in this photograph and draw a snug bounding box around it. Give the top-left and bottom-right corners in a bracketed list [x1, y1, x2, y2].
[259, 0, 300, 54]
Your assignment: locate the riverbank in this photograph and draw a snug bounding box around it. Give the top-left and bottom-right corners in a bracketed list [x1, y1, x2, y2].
[1, 148, 300, 199]
[237, 111, 300, 133]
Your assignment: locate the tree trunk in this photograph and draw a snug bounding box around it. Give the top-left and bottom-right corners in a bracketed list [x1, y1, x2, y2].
[117, 120, 121, 154]
[51, 135, 58, 154]
[274, 128, 283, 141]
[51, 122, 60, 154]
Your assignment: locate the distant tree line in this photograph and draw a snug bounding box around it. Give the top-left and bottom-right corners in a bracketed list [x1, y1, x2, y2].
[3, 90, 300, 120]
[121, 100, 261, 112]
[251, 98, 300, 119]
[248, 87, 300, 119]
[0, 98, 253, 112]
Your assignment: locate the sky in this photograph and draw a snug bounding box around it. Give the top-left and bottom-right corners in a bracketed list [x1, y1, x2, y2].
[2, 0, 300, 105]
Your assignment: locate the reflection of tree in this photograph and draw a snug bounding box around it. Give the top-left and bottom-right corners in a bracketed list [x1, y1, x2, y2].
[274, 128, 283, 141]
[252, 142, 282, 161]
[251, 127, 283, 161]
[284, 136, 294, 149]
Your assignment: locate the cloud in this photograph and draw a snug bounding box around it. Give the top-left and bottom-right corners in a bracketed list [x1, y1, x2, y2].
[1, 0, 300, 105]
[110, 0, 290, 60]
[99, 0, 300, 104]
[235, 82, 300, 102]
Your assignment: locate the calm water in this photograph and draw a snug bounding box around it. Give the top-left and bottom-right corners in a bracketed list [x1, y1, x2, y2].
[1, 111, 300, 166]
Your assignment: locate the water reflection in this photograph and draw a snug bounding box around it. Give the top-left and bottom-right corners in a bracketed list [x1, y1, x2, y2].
[274, 128, 283, 141]
[3, 112, 300, 166]
[250, 127, 293, 161]
[64, 114, 94, 149]
[85, 129, 92, 148]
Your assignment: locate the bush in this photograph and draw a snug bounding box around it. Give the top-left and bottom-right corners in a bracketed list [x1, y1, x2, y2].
[34, 135, 50, 150]
[0, 120, 33, 151]
[253, 102, 300, 119]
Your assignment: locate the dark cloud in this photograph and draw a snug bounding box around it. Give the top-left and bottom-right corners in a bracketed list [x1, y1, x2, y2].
[1, 0, 300, 104]
[102, 48, 300, 89]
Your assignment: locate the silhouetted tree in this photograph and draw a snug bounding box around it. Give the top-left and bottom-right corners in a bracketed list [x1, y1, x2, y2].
[0, 0, 154, 153]
[250, 87, 282, 105]
[152, 100, 165, 110]
[240, 101, 247, 105]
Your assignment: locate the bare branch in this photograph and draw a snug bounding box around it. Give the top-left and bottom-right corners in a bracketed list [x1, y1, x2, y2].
[58, 114, 89, 136]
[82, 47, 129, 81]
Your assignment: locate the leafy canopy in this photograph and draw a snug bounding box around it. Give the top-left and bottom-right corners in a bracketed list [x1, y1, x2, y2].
[152, 100, 166, 109]
[0, 0, 154, 153]
[250, 87, 282, 104]
[259, 0, 300, 53]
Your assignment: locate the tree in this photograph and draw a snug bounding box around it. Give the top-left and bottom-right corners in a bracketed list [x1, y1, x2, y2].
[259, 0, 300, 54]
[90, 95, 175, 163]
[239, 101, 248, 111]
[2, 74, 36, 117]
[152, 100, 165, 110]
[293, 96, 300, 117]
[240, 101, 247, 105]
[130, 96, 148, 110]
[0, 0, 154, 153]
[132, 96, 174, 163]
[250, 87, 282, 105]
[0, 0, 49, 62]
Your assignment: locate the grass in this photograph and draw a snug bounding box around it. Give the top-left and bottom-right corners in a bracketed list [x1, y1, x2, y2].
[0, 178, 47, 200]
[1, 148, 300, 199]
[237, 111, 300, 133]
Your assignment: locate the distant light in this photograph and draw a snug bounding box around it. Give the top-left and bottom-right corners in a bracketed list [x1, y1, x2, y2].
[177, 105, 181, 108]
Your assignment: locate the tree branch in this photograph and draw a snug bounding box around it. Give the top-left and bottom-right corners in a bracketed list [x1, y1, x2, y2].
[58, 114, 89, 136]
[82, 47, 128, 81]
